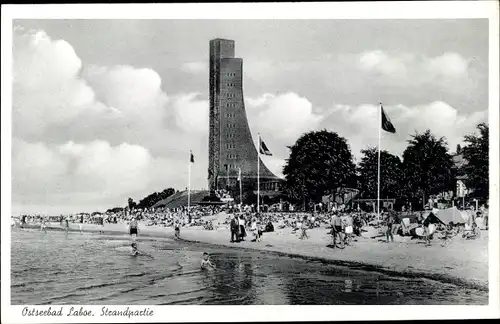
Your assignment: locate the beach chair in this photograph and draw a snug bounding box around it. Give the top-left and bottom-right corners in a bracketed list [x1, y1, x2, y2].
[463, 223, 480, 240]
[402, 218, 411, 234]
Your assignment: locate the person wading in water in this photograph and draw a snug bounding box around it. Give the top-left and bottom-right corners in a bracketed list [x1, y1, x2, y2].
[201, 252, 216, 270]
[129, 217, 139, 242]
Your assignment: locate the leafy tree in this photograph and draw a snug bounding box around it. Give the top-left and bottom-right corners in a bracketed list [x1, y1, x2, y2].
[401, 130, 455, 201]
[283, 130, 356, 207]
[137, 188, 176, 209]
[462, 123, 489, 198]
[127, 197, 137, 210]
[357, 147, 403, 199]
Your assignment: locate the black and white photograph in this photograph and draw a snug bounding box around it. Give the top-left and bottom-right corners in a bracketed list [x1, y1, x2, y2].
[1, 2, 499, 322]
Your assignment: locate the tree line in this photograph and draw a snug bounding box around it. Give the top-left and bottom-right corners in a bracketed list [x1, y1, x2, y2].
[283, 123, 489, 208]
[107, 188, 177, 212]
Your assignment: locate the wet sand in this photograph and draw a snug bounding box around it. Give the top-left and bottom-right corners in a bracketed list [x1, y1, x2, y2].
[180, 226, 489, 290]
[18, 220, 488, 290]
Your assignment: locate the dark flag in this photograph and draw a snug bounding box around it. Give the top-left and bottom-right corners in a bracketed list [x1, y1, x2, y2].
[259, 138, 272, 156]
[190, 151, 195, 163]
[381, 106, 396, 133]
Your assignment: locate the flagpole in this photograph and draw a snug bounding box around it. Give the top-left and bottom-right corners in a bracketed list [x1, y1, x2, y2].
[239, 167, 243, 206]
[377, 103, 382, 221]
[257, 133, 260, 213]
[188, 151, 191, 218]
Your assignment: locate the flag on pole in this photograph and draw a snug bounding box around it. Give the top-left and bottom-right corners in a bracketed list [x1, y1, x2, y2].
[381, 106, 396, 133]
[259, 138, 272, 155]
[190, 151, 195, 163]
[238, 167, 242, 181]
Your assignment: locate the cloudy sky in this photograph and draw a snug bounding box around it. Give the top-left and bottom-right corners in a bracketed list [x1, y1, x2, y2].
[11, 19, 488, 214]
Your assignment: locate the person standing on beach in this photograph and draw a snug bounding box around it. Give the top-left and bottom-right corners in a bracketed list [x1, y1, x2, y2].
[331, 213, 344, 248]
[385, 213, 394, 243]
[230, 215, 239, 243]
[310, 213, 316, 229]
[239, 215, 246, 241]
[129, 217, 139, 242]
[40, 217, 47, 231]
[343, 214, 354, 245]
[174, 218, 180, 239]
[422, 214, 433, 246]
[299, 215, 309, 239]
[482, 205, 488, 229]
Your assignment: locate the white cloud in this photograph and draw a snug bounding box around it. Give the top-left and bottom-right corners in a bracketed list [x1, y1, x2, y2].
[320, 101, 487, 159]
[11, 28, 212, 213]
[425, 52, 469, 79]
[243, 92, 323, 178]
[11, 139, 200, 214]
[171, 93, 209, 133]
[83, 65, 168, 126]
[246, 92, 322, 142]
[181, 61, 207, 74]
[358, 50, 409, 78]
[13, 30, 106, 137]
[357, 50, 469, 85]
[13, 140, 149, 200]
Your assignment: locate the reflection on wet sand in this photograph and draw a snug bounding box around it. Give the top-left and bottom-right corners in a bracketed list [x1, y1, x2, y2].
[252, 262, 289, 305]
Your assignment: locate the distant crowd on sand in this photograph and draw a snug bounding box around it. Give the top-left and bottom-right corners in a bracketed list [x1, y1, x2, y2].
[13, 198, 488, 250]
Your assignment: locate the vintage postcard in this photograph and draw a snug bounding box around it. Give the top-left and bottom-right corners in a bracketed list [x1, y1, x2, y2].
[1, 2, 499, 323]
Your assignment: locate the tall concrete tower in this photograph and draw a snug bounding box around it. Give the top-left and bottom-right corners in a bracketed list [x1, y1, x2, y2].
[208, 39, 281, 193]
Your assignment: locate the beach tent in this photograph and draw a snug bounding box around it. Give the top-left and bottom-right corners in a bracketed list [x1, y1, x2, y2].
[396, 212, 419, 224]
[202, 211, 229, 225]
[424, 212, 446, 225]
[433, 207, 467, 225]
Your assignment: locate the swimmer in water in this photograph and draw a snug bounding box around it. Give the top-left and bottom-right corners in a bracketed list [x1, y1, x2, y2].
[130, 243, 153, 258]
[131, 243, 140, 256]
[200, 252, 216, 270]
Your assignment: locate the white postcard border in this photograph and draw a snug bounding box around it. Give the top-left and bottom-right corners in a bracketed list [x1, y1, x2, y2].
[1, 2, 499, 323]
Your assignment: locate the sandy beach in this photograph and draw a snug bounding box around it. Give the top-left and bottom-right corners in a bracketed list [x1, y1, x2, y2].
[22, 220, 488, 290]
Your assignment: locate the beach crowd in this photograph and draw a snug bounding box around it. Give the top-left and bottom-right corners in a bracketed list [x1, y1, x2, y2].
[13, 198, 488, 249]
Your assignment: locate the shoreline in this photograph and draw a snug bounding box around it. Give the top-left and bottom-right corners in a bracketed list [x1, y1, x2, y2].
[177, 226, 488, 291]
[179, 235, 488, 292]
[13, 221, 489, 291]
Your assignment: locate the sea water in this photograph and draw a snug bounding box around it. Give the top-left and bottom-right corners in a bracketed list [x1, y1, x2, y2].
[11, 229, 487, 305]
